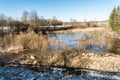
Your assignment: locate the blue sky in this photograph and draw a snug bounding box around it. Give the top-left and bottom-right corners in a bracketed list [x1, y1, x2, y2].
[0, 0, 120, 21]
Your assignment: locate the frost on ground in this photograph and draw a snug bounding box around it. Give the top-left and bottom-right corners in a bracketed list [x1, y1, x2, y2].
[0, 66, 120, 80]
[0, 49, 120, 80]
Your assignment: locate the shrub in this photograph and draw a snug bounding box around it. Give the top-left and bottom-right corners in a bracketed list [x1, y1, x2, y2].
[109, 38, 120, 54]
[0, 32, 49, 52]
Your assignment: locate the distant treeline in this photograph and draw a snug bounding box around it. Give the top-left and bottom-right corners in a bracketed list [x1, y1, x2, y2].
[0, 10, 110, 35]
[0, 10, 63, 34]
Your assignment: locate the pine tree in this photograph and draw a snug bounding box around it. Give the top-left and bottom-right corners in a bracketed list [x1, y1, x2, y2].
[109, 6, 120, 34]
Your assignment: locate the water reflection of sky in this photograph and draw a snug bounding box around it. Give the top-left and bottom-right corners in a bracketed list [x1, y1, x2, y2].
[49, 32, 108, 52]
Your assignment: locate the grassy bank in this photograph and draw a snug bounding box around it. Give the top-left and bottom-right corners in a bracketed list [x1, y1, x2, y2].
[0, 32, 49, 53]
[1, 49, 120, 72]
[53, 27, 104, 34]
[0, 28, 119, 74]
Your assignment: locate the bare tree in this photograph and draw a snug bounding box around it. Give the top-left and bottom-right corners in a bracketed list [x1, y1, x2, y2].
[21, 11, 29, 25]
[0, 13, 7, 26]
[52, 16, 58, 27]
[29, 10, 39, 29]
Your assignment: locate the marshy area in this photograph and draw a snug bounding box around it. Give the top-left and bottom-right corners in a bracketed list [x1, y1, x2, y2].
[0, 26, 120, 80]
[0, 0, 120, 79]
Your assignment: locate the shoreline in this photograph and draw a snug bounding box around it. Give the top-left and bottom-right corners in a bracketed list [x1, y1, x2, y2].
[0, 49, 120, 72]
[53, 27, 112, 34]
[0, 27, 119, 72]
[0, 27, 113, 53]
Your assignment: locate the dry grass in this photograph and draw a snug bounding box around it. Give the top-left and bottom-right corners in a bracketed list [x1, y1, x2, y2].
[88, 53, 120, 71]
[74, 30, 113, 51]
[0, 26, 120, 73]
[0, 32, 49, 52]
[0, 31, 70, 53]
[109, 38, 120, 54]
[61, 50, 120, 71]
[6, 49, 120, 72]
[0, 33, 13, 47]
[54, 27, 105, 34]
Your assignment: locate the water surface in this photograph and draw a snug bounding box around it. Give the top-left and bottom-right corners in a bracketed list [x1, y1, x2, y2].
[49, 31, 110, 52]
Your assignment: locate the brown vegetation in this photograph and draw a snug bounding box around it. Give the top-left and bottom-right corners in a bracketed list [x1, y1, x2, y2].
[109, 38, 120, 54]
[0, 26, 119, 72]
[0, 32, 49, 53]
[53, 27, 107, 34]
[1, 49, 120, 72]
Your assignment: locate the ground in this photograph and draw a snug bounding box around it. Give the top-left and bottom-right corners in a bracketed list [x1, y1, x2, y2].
[0, 26, 120, 80]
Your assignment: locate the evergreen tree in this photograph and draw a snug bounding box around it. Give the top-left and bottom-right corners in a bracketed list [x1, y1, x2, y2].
[109, 6, 120, 34]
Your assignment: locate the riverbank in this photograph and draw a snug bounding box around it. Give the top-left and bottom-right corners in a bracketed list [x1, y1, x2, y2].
[1, 49, 120, 71]
[0, 32, 49, 53]
[0, 26, 119, 79]
[0, 26, 114, 53]
[1, 66, 120, 80]
[53, 26, 112, 34]
[0, 49, 120, 79]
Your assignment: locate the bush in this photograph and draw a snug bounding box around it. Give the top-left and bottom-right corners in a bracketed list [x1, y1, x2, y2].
[0, 32, 49, 52]
[16, 32, 49, 50]
[110, 38, 120, 54]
